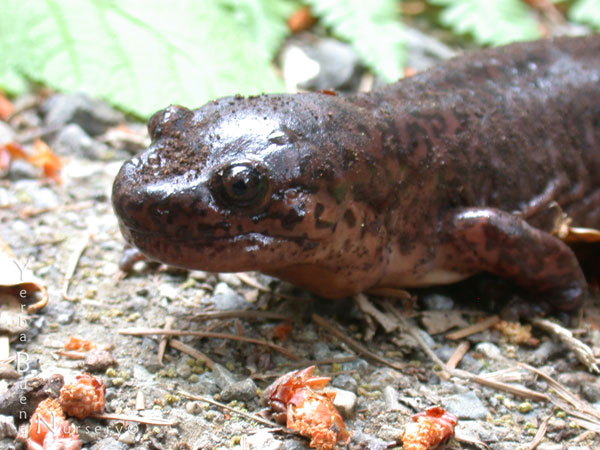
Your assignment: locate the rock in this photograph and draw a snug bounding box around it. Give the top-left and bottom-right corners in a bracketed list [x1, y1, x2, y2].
[420, 293, 455, 310]
[332, 373, 358, 393]
[581, 381, 600, 403]
[382, 385, 400, 411]
[403, 26, 457, 72]
[281, 36, 362, 92]
[194, 373, 220, 395]
[185, 401, 203, 415]
[361, 427, 400, 447]
[0, 374, 64, 418]
[371, 367, 406, 389]
[0, 415, 16, 439]
[311, 341, 331, 361]
[53, 123, 109, 159]
[246, 429, 284, 450]
[90, 437, 130, 450]
[46, 300, 76, 325]
[176, 362, 192, 379]
[326, 387, 356, 418]
[220, 378, 257, 402]
[0, 121, 15, 145]
[442, 391, 488, 420]
[117, 430, 137, 445]
[42, 93, 123, 136]
[282, 440, 307, 450]
[85, 349, 118, 372]
[217, 273, 242, 287]
[8, 159, 38, 180]
[474, 342, 504, 360]
[341, 358, 369, 373]
[527, 340, 564, 366]
[211, 282, 248, 310]
[211, 363, 236, 390]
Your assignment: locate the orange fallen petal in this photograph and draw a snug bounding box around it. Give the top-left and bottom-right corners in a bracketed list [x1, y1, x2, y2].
[287, 5, 316, 32]
[64, 336, 97, 351]
[29, 138, 63, 184]
[287, 388, 350, 450]
[0, 90, 14, 121]
[401, 406, 458, 450]
[272, 321, 293, 341]
[59, 373, 105, 419]
[263, 366, 330, 412]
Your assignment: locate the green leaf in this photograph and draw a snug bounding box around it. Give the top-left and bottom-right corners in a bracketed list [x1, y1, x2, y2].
[430, 0, 541, 46]
[305, 0, 405, 82]
[569, 0, 600, 29]
[0, 0, 294, 118]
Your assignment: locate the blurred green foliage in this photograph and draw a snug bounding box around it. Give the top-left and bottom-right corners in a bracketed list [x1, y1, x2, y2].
[0, 0, 597, 117]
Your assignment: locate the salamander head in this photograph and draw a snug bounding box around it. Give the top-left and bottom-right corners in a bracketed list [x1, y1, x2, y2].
[112, 94, 391, 297]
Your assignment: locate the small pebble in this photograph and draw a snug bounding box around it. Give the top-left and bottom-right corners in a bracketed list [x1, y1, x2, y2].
[85, 349, 118, 372]
[382, 386, 400, 411]
[0, 121, 15, 145]
[220, 378, 257, 402]
[246, 429, 284, 450]
[420, 293, 455, 310]
[211, 283, 248, 310]
[527, 340, 563, 366]
[211, 363, 236, 389]
[442, 391, 488, 420]
[8, 158, 39, 181]
[332, 373, 358, 393]
[185, 401, 203, 415]
[53, 123, 109, 159]
[281, 37, 362, 92]
[0, 415, 16, 439]
[42, 93, 123, 136]
[89, 437, 130, 450]
[326, 387, 356, 418]
[474, 342, 504, 360]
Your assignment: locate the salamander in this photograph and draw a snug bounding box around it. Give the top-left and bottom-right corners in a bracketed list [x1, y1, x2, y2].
[112, 35, 600, 317]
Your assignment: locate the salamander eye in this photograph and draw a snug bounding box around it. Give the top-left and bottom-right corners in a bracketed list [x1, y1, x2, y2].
[216, 162, 269, 209]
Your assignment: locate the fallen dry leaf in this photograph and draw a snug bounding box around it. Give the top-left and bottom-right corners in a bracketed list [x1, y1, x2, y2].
[0, 237, 48, 314]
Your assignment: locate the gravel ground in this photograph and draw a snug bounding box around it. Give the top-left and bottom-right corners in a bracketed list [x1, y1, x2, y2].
[1, 38, 600, 450]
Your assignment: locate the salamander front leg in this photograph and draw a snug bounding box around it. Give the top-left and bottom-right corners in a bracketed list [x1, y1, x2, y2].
[440, 208, 587, 319]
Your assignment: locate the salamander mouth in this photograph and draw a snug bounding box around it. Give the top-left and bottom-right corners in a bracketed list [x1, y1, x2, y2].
[119, 223, 322, 272]
[120, 224, 320, 246]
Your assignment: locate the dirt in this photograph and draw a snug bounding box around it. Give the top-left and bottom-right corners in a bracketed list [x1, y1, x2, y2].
[0, 91, 599, 450]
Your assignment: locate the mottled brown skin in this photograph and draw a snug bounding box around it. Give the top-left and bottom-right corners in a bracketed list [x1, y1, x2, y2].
[112, 36, 600, 316]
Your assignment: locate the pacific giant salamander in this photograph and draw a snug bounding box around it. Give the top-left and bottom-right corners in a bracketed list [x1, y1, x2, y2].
[112, 35, 600, 317]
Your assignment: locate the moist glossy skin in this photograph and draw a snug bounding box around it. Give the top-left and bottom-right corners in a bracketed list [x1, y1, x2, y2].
[113, 36, 600, 315]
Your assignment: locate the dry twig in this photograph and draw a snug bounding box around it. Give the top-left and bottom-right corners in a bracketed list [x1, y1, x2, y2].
[526, 416, 549, 450]
[178, 390, 286, 430]
[446, 341, 470, 371]
[168, 338, 215, 369]
[191, 310, 292, 322]
[62, 231, 92, 300]
[530, 317, 599, 373]
[446, 315, 501, 340]
[393, 313, 548, 402]
[311, 313, 407, 371]
[119, 327, 299, 360]
[235, 272, 271, 292]
[157, 316, 175, 366]
[520, 363, 600, 431]
[91, 413, 175, 426]
[354, 293, 399, 333]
